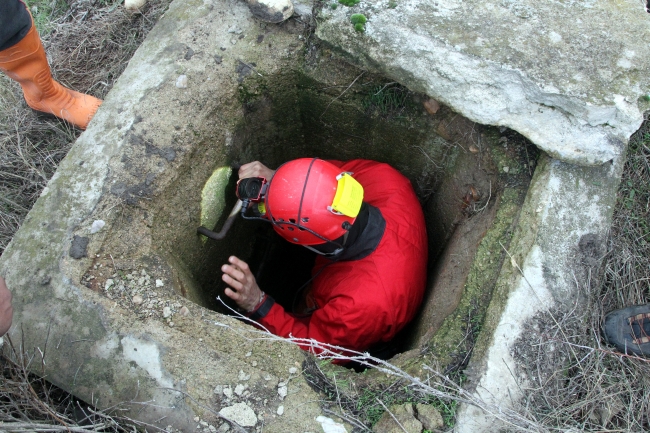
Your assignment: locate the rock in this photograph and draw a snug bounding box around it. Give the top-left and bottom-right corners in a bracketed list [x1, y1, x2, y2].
[223, 386, 233, 399]
[246, 0, 293, 23]
[277, 384, 287, 400]
[415, 403, 444, 430]
[218, 402, 257, 427]
[175, 75, 188, 88]
[124, 0, 146, 11]
[69, 235, 89, 259]
[90, 220, 105, 234]
[132, 294, 143, 305]
[316, 0, 649, 165]
[276, 405, 284, 415]
[179, 306, 190, 316]
[105, 279, 114, 290]
[238, 370, 251, 381]
[316, 416, 347, 433]
[373, 404, 422, 433]
[156, 279, 164, 287]
[163, 306, 172, 318]
[234, 384, 246, 396]
[288, 367, 297, 374]
[423, 98, 440, 115]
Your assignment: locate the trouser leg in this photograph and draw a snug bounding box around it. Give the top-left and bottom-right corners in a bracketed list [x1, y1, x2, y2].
[0, 0, 32, 51]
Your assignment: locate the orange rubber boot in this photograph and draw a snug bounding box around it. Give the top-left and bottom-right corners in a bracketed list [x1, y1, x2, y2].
[0, 21, 102, 130]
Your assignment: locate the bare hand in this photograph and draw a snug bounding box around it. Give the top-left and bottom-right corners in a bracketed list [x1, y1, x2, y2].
[238, 161, 275, 180]
[222, 256, 264, 311]
[0, 277, 13, 336]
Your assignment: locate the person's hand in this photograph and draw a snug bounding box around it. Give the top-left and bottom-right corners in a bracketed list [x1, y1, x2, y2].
[0, 277, 13, 336]
[238, 161, 275, 180]
[222, 256, 264, 311]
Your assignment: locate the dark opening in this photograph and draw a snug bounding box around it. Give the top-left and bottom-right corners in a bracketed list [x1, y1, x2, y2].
[155, 69, 521, 358]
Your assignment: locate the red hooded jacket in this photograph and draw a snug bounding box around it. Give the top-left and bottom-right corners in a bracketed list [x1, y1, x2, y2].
[250, 159, 428, 356]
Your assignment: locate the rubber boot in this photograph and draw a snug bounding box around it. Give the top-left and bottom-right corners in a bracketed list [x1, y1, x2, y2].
[0, 19, 102, 130]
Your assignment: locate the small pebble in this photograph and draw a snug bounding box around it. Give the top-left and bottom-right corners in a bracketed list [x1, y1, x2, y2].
[90, 220, 105, 234]
[194, 417, 200, 422]
[163, 306, 172, 318]
[503, 166, 510, 173]
[277, 405, 284, 416]
[180, 306, 190, 316]
[223, 386, 233, 399]
[176, 75, 188, 88]
[423, 98, 440, 115]
[289, 367, 297, 374]
[132, 294, 143, 305]
[234, 384, 245, 395]
[238, 370, 250, 381]
[105, 279, 114, 290]
[277, 385, 287, 400]
[156, 279, 164, 287]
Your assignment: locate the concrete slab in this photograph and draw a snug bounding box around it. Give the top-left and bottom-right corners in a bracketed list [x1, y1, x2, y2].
[315, 0, 650, 166]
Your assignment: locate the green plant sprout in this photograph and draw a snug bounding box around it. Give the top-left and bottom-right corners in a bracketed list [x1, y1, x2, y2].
[350, 13, 367, 32]
[330, 2, 338, 9]
[388, 0, 398, 8]
[338, 0, 360, 6]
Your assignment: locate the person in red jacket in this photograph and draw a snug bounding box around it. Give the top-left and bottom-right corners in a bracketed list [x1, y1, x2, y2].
[222, 158, 427, 359]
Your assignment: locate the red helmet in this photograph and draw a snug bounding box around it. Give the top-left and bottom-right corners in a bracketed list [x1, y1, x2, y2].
[264, 158, 364, 245]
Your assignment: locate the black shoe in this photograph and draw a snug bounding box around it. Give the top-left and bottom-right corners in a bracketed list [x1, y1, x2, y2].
[603, 304, 650, 356]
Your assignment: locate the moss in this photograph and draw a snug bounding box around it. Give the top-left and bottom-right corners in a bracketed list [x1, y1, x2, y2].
[199, 166, 233, 241]
[424, 187, 527, 368]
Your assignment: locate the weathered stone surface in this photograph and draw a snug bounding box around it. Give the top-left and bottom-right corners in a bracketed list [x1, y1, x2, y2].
[373, 404, 423, 433]
[218, 402, 257, 427]
[455, 153, 625, 432]
[415, 403, 443, 430]
[316, 0, 650, 165]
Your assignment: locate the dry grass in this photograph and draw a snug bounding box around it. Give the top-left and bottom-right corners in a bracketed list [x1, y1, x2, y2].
[0, 0, 171, 252]
[0, 334, 153, 432]
[0, 1, 171, 428]
[512, 114, 650, 432]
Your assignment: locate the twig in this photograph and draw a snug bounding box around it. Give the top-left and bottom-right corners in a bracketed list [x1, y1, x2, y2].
[237, 59, 263, 77]
[375, 398, 408, 433]
[475, 181, 492, 213]
[319, 72, 365, 120]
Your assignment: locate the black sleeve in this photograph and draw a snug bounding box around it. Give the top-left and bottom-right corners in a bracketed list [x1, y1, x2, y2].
[0, 0, 33, 51]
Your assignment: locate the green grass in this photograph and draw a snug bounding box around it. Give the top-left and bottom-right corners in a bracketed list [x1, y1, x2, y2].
[362, 84, 410, 119]
[24, 0, 69, 35]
